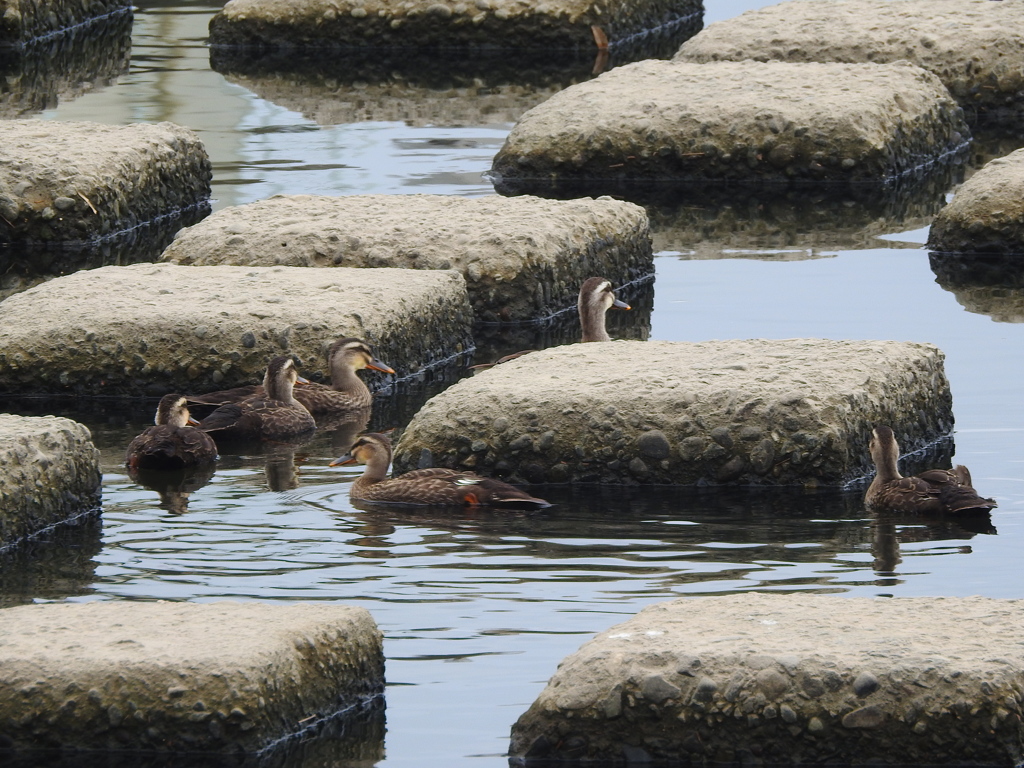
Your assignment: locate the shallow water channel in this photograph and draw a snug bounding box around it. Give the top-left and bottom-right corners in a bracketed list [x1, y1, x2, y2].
[3, 1, 1024, 766]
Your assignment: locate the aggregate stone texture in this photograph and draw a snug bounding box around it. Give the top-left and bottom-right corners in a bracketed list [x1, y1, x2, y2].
[0, 121, 210, 244]
[160, 194, 653, 323]
[208, 0, 701, 52]
[391, 339, 953, 486]
[491, 60, 969, 192]
[0, 263, 473, 396]
[0, 0, 129, 46]
[928, 148, 1024, 255]
[509, 593, 1024, 765]
[0, 601, 384, 752]
[675, 0, 1024, 131]
[0, 414, 100, 550]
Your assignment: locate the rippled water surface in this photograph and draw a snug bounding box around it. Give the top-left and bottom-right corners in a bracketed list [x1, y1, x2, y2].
[5, 0, 1024, 766]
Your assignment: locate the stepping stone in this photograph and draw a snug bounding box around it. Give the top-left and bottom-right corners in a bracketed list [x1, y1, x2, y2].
[510, 593, 1024, 765]
[0, 263, 472, 396]
[491, 60, 969, 195]
[0, 0, 129, 47]
[160, 194, 653, 323]
[0, 414, 101, 550]
[676, 0, 1024, 131]
[208, 0, 702, 52]
[928, 148, 1024, 254]
[392, 339, 953, 485]
[0, 120, 210, 244]
[0, 601, 384, 753]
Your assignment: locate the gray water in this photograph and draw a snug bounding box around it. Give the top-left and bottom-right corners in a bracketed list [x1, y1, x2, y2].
[4, 1, 1024, 766]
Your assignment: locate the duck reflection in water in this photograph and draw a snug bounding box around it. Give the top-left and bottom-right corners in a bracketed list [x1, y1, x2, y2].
[127, 463, 217, 516]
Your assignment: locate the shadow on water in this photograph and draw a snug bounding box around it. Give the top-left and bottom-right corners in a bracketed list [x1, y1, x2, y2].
[930, 250, 1024, 323]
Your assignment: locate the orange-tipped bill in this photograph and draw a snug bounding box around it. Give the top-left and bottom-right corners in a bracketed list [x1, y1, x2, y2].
[329, 454, 357, 467]
[613, 298, 630, 310]
[368, 357, 396, 374]
[187, 416, 201, 426]
[295, 375, 311, 386]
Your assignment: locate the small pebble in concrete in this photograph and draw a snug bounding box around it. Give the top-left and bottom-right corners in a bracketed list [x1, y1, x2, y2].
[160, 194, 652, 322]
[491, 60, 968, 194]
[0, 120, 210, 243]
[0, 414, 100, 550]
[392, 339, 953, 486]
[0, 601, 383, 752]
[0, 263, 472, 396]
[509, 594, 1024, 765]
[928, 148, 1024, 254]
[675, 0, 1024, 132]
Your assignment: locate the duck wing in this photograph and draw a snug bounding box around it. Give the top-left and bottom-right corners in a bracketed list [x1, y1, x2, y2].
[188, 385, 264, 405]
[295, 383, 370, 416]
[364, 469, 550, 509]
[873, 471, 997, 514]
[126, 425, 217, 469]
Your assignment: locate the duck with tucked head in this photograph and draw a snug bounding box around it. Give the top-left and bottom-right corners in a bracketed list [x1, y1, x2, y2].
[865, 425, 997, 514]
[330, 432, 551, 509]
[126, 394, 218, 470]
[190, 338, 393, 416]
[199, 356, 316, 442]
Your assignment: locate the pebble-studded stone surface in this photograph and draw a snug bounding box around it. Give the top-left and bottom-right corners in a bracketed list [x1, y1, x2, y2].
[0, 601, 384, 751]
[392, 339, 953, 486]
[160, 194, 653, 323]
[491, 60, 969, 193]
[510, 593, 1024, 765]
[0, 264, 472, 396]
[0, 414, 100, 549]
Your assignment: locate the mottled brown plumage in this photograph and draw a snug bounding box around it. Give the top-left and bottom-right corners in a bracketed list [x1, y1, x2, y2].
[126, 394, 218, 470]
[189, 338, 393, 416]
[865, 425, 997, 514]
[199, 356, 315, 442]
[330, 433, 551, 509]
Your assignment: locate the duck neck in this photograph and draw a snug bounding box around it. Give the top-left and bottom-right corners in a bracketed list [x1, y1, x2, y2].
[579, 302, 611, 343]
[331, 359, 370, 398]
[872, 446, 902, 484]
[356, 450, 392, 486]
[267, 376, 299, 407]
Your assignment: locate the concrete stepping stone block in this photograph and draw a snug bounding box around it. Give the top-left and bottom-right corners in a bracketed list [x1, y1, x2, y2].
[0, 414, 100, 550]
[0, 601, 384, 753]
[928, 148, 1024, 255]
[391, 339, 953, 486]
[675, 0, 1024, 132]
[0, 263, 473, 396]
[0, 0, 129, 47]
[160, 194, 653, 323]
[0, 120, 210, 244]
[208, 0, 702, 52]
[491, 60, 969, 194]
[509, 593, 1024, 765]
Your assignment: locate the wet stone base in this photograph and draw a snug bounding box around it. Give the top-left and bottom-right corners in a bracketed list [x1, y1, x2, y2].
[676, 0, 1024, 133]
[160, 194, 653, 323]
[930, 251, 1024, 323]
[0, 121, 211, 244]
[491, 60, 969, 190]
[391, 339, 953, 486]
[208, 0, 701, 52]
[0, 601, 384, 753]
[0, 414, 100, 551]
[0, 0, 129, 47]
[509, 593, 1024, 766]
[0, 263, 473, 396]
[928, 148, 1024, 255]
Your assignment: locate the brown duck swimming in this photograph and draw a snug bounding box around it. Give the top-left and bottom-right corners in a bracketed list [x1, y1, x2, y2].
[199, 356, 316, 442]
[865, 425, 997, 514]
[330, 432, 551, 509]
[189, 338, 393, 416]
[126, 394, 218, 470]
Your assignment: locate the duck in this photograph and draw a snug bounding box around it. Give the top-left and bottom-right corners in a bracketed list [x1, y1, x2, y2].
[189, 338, 394, 416]
[199, 356, 316, 442]
[125, 394, 218, 470]
[865, 425, 997, 514]
[330, 432, 551, 509]
[471, 277, 630, 370]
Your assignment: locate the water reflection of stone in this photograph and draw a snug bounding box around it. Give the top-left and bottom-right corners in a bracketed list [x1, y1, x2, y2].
[128, 464, 217, 515]
[0, 512, 101, 607]
[930, 251, 1024, 322]
[0, 12, 131, 119]
[208, 19, 701, 127]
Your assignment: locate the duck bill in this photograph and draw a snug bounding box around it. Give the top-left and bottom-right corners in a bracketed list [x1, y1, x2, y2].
[329, 455, 357, 467]
[187, 416, 201, 426]
[368, 358, 396, 374]
[612, 298, 630, 310]
[295, 375, 311, 386]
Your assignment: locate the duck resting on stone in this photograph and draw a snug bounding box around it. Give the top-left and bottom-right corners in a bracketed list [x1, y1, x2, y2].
[865, 425, 997, 514]
[190, 337, 394, 416]
[330, 432, 551, 509]
[126, 394, 218, 470]
[199, 356, 316, 442]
